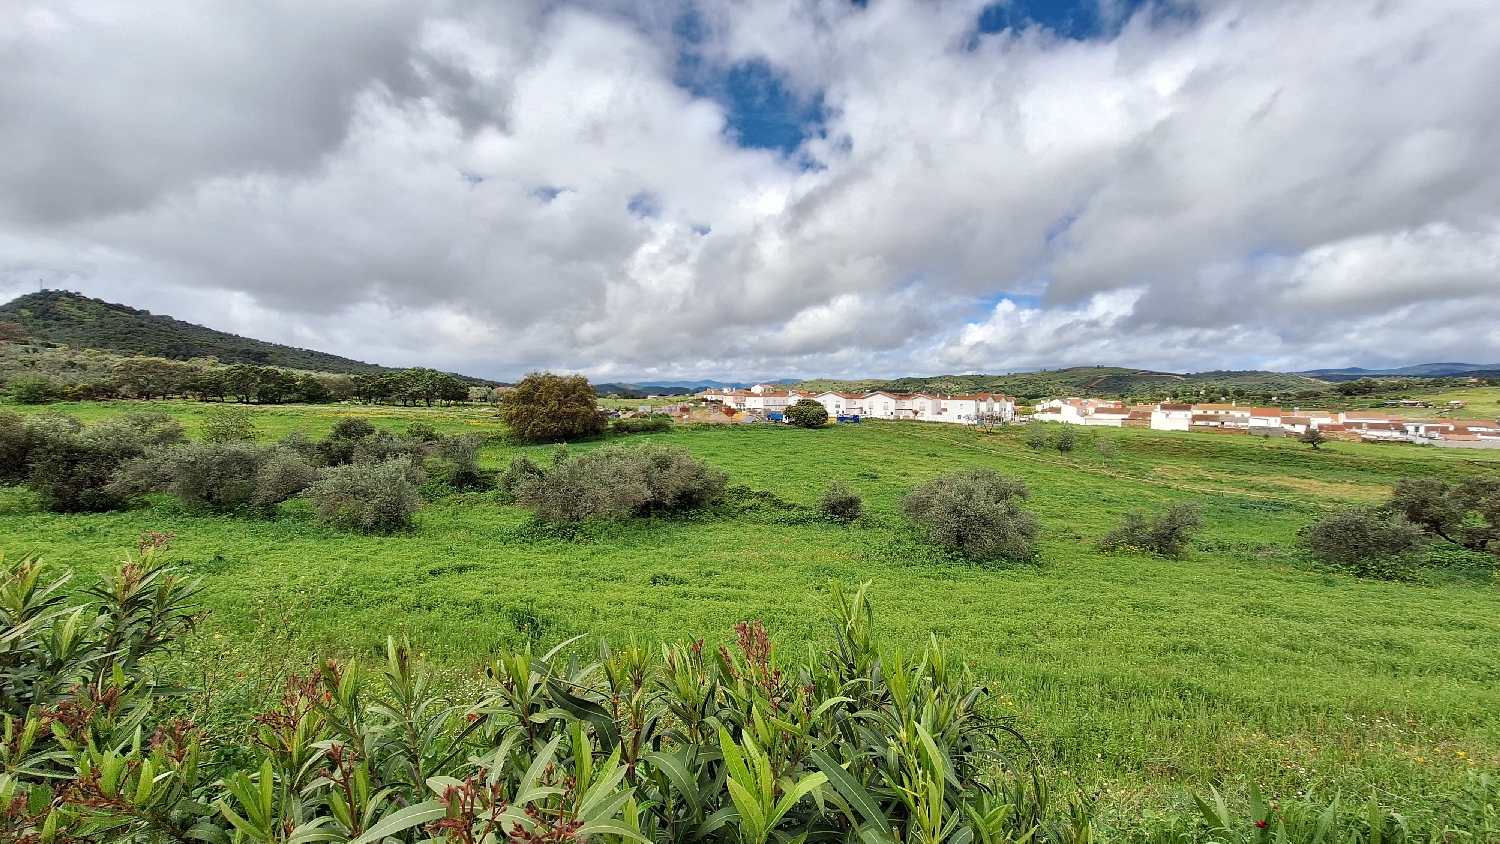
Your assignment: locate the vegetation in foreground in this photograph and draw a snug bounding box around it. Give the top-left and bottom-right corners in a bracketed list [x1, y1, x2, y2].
[1, 402, 1499, 838]
[5, 547, 1498, 844]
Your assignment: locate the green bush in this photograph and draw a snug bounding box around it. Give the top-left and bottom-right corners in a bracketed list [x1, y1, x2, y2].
[1299, 507, 1426, 568]
[901, 468, 1040, 562]
[1100, 503, 1203, 557]
[516, 442, 727, 523]
[108, 441, 317, 514]
[500, 453, 545, 493]
[1095, 437, 1118, 459]
[1024, 423, 1050, 450]
[24, 412, 184, 512]
[200, 406, 256, 442]
[817, 480, 863, 522]
[7, 374, 58, 404]
[785, 399, 830, 428]
[304, 457, 425, 532]
[430, 433, 493, 491]
[317, 416, 377, 465]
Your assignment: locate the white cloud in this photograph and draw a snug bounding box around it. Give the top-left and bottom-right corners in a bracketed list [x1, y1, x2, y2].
[1, 0, 1498, 380]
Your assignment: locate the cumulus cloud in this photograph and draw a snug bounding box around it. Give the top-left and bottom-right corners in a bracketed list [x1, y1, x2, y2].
[1, 0, 1497, 380]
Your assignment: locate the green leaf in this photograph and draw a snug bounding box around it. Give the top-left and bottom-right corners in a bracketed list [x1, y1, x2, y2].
[810, 750, 888, 831]
[349, 800, 447, 844]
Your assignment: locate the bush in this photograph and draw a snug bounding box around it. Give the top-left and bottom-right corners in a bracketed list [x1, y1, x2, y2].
[900, 468, 1040, 562]
[304, 458, 425, 532]
[500, 371, 607, 443]
[431, 433, 493, 491]
[785, 399, 829, 428]
[8, 374, 58, 404]
[318, 416, 377, 465]
[1300, 507, 1426, 567]
[109, 441, 317, 514]
[516, 442, 727, 523]
[611, 414, 673, 434]
[1100, 503, 1203, 557]
[1095, 437, 1118, 458]
[817, 480, 863, 522]
[1386, 475, 1500, 552]
[406, 421, 439, 441]
[200, 406, 256, 443]
[1023, 423, 1050, 450]
[24, 413, 184, 512]
[499, 453, 545, 493]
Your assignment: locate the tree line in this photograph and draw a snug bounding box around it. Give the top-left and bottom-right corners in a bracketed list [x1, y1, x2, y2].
[7, 356, 495, 406]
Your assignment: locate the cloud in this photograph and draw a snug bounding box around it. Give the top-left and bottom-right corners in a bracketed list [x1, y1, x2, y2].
[1, 0, 1498, 380]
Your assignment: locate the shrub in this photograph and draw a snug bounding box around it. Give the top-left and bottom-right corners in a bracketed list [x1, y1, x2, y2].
[406, 421, 440, 441]
[785, 399, 829, 428]
[1300, 507, 1426, 567]
[8, 374, 58, 404]
[108, 441, 318, 514]
[25, 413, 184, 512]
[318, 416, 377, 465]
[499, 453, 545, 493]
[817, 480, 863, 522]
[516, 442, 727, 523]
[500, 371, 607, 443]
[432, 433, 493, 491]
[200, 406, 256, 443]
[1023, 423, 1050, 450]
[1100, 503, 1203, 557]
[900, 468, 1040, 562]
[1095, 437, 1118, 459]
[611, 414, 673, 434]
[0, 410, 31, 482]
[305, 458, 425, 532]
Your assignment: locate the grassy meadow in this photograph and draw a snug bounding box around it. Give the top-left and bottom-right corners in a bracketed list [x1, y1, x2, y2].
[3, 400, 1499, 832]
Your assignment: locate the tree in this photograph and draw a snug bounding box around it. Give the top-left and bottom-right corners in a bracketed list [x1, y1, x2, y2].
[184, 367, 228, 401]
[1053, 425, 1077, 454]
[112, 356, 190, 400]
[785, 400, 830, 428]
[1386, 475, 1500, 552]
[253, 367, 298, 404]
[500, 372, 606, 443]
[223, 365, 261, 403]
[900, 468, 1039, 563]
[295, 373, 333, 404]
[1299, 428, 1329, 450]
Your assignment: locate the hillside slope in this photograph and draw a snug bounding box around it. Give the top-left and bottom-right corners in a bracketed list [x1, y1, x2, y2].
[2, 290, 396, 375]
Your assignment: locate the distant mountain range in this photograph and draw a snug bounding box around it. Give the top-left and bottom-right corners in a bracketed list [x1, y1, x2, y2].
[1299, 363, 1500, 379]
[0, 290, 492, 384]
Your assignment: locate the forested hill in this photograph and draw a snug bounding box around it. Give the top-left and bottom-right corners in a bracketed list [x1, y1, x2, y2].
[792, 366, 1326, 400]
[0, 290, 394, 375]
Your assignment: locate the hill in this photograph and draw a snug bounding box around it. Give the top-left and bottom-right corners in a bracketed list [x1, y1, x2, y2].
[0, 290, 488, 382]
[792, 366, 1324, 400]
[1301, 363, 1500, 381]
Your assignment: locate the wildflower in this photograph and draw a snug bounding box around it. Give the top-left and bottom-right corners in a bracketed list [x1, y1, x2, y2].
[1256, 821, 1268, 829]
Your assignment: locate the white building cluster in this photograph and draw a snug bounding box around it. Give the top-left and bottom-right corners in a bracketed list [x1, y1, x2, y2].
[697, 385, 1016, 425]
[1033, 398, 1500, 445]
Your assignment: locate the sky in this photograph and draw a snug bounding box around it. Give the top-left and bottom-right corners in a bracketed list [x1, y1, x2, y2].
[1, 0, 1498, 382]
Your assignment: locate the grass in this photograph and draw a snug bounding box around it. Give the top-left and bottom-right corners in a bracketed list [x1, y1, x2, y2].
[2, 401, 1499, 830]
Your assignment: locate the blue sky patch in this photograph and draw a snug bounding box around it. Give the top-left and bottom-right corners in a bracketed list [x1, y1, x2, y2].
[627, 193, 660, 218]
[534, 186, 564, 202]
[977, 0, 1171, 40]
[674, 8, 826, 155]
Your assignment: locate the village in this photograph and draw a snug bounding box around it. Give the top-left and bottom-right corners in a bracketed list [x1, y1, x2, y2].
[663, 385, 1500, 448]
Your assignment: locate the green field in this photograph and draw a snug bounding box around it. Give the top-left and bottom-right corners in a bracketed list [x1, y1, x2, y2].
[3, 401, 1498, 832]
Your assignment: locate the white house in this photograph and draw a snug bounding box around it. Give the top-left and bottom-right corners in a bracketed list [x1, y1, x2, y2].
[1149, 404, 1194, 431]
[812, 392, 861, 417]
[861, 391, 900, 419]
